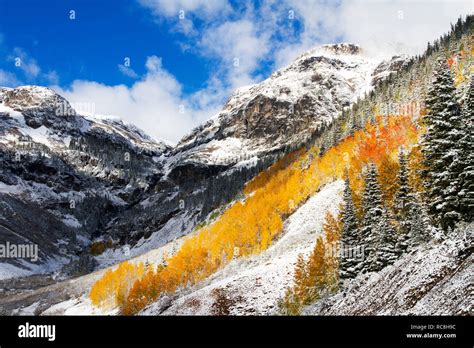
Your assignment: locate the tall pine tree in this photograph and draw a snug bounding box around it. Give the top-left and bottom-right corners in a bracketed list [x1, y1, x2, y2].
[395, 149, 410, 214]
[395, 148, 432, 250]
[361, 164, 398, 273]
[394, 149, 412, 253]
[421, 57, 463, 231]
[339, 176, 362, 280]
[458, 75, 474, 222]
[360, 164, 383, 272]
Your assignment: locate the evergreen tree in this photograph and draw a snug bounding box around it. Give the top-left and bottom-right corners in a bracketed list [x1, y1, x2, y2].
[339, 176, 361, 280]
[421, 57, 463, 231]
[395, 149, 433, 250]
[458, 75, 474, 222]
[360, 164, 397, 272]
[360, 164, 383, 272]
[394, 149, 412, 253]
[406, 194, 432, 246]
[371, 210, 398, 271]
[395, 149, 410, 214]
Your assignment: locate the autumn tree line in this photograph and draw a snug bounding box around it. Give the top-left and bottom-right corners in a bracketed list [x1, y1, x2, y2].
[89, 113, 419, 314]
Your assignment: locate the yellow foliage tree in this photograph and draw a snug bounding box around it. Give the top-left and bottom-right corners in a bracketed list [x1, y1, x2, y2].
[90, 261, 145, 310]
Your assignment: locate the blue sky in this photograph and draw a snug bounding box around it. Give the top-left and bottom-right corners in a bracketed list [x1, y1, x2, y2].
[0, 0, 471, 142]
[0, 0, 213, 91]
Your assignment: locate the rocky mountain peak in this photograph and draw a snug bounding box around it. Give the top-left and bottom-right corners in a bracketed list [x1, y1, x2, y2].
[321, 43, 362, 55]
[293, 43, 362, 67]
[2, 86, 77, 130]
[3, 86, 74, 115]
[173, 43, 383, 169]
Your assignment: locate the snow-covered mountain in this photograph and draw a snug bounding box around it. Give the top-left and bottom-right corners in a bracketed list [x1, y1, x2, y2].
[0, 86, 170, 278]
[98, 44, 413, 265]
[0, 43, 409, 280]
[1, 13, 472, 317]
[171, 44, 396, 169]
[0, 42, 411, 286]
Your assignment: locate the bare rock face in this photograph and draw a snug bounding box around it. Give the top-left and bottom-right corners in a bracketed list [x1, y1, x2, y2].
[0, 87, 11, 103]
[172, 43, 395, 171]
[4, 86, 70, 112]
[3, 86, 78, 130]
[321, 43, 362, 55]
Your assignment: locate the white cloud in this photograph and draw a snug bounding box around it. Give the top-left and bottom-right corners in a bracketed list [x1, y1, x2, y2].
[199, 19, 271, 89]
[138, 0, 232, 35]
[138, 0, 231, 18]
[118, 64, 139, 79]
[55, 56, 218, 143]
[279, 0, 472, 60]
[2, 45, 62, 85]
[10, 47, 41, 80]
[0, 69, 20, 86]
[337, 0, 473, 56]
[272, 0, 343, 67]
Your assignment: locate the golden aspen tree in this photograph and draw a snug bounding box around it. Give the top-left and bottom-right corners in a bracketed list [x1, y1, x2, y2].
[322, 212, 341, 289]
[292, 253, 309, 303]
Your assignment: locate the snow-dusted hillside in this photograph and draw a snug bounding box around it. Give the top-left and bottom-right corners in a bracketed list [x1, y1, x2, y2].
[0, 180, 343, 315]
[2, 181, 471, 317]
[140, 180, 344, 315]
[303, 224, 473, 316]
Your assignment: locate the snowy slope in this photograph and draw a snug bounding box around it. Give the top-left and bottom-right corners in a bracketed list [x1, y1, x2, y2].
[0, 181, 343, 315]
[303, 223, 473, 315]
[2, 223, 190, 315]
[140, 180, 344, 315]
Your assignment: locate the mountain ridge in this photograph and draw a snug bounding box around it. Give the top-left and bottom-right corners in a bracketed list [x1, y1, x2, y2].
[0, 43, 421, 280]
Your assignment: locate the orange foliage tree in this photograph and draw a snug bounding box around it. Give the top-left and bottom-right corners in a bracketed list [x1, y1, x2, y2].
[89, 261, 145, 310]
